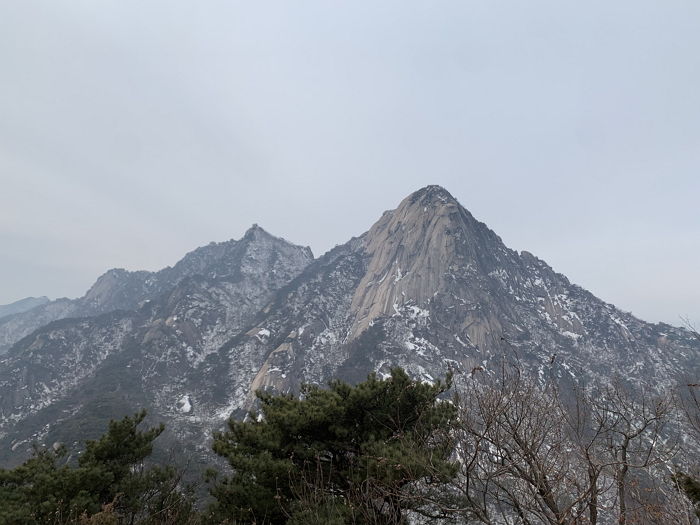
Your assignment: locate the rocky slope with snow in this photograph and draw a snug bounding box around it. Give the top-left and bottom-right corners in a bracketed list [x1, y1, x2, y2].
[0, 186, 697, 470]
[0, 226, 308, 355]
[0, 226, 313, 464]
[205, 186, 698, 411]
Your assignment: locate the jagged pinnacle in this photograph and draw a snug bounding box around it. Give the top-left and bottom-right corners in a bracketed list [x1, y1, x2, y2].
[407, 185, 458, 206]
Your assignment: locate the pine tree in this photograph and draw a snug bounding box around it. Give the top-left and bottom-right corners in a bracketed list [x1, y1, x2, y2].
[208, 368, 458, 524]
[0, 411, 197, 524]
[74, 410, 165, 519]
[674, 472, 700, 518]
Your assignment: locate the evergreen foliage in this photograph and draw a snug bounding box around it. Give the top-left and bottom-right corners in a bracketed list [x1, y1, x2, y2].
[208, 368, 458, 524]
[674, 472, 700, 518]
[0, 411, 197, 525]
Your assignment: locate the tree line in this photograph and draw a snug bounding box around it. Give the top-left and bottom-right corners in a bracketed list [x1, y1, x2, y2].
[1, 365, 699, 524]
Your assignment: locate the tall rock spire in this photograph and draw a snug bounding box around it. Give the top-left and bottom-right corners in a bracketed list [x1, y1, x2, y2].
[349, 185, 503, 337]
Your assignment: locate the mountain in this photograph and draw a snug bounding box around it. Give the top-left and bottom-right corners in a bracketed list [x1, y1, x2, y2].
[0, 226, 313, 464]
[0, 186, 697, 472]
[0, 225, 310, 355]
[0, 297, 49, 321]
[200, 185, 698, 406]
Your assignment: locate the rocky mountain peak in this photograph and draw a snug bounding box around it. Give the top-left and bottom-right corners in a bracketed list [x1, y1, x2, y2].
[407, 184, 459, 207]
[0, 227, 315, 355]
[243, 223, 266, 239]
[1, 185, 698, 484]
[82, 268, 151, 310]
[84, 267, 128, 293]
[348, 186, 493, 337]
[241, 224, 314, 261]
[169, 224, 313, 281]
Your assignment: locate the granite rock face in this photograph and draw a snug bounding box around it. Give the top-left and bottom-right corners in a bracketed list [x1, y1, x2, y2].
[0, 186, 697, 470]
[215, 186, 699, 410]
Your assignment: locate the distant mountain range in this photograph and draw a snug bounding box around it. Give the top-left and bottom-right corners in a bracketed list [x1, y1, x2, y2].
[1, 186, 697, 470]
[0, 296, 49, 322]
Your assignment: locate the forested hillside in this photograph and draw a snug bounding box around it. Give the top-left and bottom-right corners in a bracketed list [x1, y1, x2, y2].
[2, 367, 698, 524]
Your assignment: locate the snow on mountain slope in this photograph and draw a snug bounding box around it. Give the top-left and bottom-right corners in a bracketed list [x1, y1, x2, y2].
[0, 186, 697, 471]
[0, 226, 312, 463]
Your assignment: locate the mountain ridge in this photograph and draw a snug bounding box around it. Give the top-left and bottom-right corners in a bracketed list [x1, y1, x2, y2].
[0, 185, 697, 471]
[0, 225, 312, 355]
[0, 297, 50, 321]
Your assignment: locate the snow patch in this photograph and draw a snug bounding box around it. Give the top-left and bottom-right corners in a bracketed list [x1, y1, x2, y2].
[561, 330, 581, 340]
[610, 315, 630, 333]
[407, 305, 430, 319]
[177, 395, 192, 414]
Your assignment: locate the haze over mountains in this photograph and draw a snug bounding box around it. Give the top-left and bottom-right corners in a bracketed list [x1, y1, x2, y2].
[0, 297, 49, 322]
[0, 186, 697, 468]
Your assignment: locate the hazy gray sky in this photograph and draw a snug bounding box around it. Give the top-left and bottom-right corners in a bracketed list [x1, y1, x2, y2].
[1, 1, 698, 326]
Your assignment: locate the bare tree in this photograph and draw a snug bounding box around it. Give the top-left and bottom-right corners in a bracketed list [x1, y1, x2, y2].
[440, 359, 686, 525]
[449, 363, 608, 525]
[584, 380, 676, 525]
[561, 386, 617, 525]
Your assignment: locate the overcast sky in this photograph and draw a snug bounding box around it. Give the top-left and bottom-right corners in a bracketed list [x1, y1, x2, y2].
[1, 1, 698, 326]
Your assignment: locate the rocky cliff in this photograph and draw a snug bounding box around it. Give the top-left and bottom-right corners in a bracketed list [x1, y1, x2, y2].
[0, 186, 697, 472]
